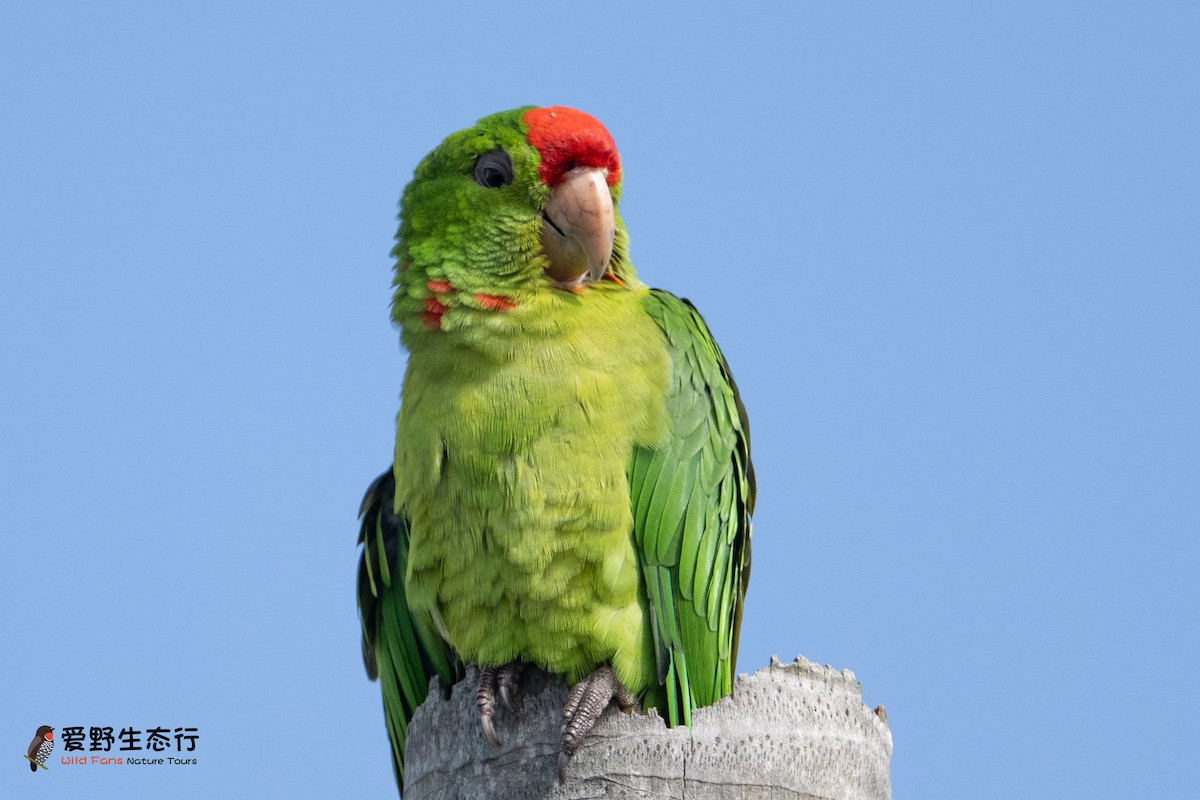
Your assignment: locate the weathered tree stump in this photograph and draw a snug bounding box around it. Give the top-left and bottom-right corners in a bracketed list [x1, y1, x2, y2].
[404, 655, 892, 799]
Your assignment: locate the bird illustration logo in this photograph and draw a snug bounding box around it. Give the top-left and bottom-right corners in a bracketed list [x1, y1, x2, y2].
[24, 725, 53, 772]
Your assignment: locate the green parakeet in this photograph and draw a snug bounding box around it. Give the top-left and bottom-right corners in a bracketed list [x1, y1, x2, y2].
[357, 106, 754, 789]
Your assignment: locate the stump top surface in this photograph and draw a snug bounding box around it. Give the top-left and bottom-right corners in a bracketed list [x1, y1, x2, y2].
[404, 656, 892, 800]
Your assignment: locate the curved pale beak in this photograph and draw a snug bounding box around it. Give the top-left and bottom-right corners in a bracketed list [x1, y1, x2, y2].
[540, 167, 614, 289]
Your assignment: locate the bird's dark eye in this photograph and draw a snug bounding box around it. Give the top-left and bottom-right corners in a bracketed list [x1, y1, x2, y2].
[472, 149, 514, 189]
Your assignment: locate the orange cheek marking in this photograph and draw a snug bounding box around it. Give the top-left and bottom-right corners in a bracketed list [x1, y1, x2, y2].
[421, 296, 449, 330]
[474, 293, 518, 311]
[603, 270, 625, 286]
[426, 279, 453, 293]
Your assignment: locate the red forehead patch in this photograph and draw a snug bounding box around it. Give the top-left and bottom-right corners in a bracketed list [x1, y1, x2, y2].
[523, 106, 621, 188]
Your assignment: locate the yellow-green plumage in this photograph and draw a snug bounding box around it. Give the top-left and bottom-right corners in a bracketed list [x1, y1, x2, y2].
[397, 284, 668, 692]
[357, 106, 753, 791]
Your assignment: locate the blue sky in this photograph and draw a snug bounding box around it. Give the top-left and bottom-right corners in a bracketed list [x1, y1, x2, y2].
[2, 2, 1197, 797]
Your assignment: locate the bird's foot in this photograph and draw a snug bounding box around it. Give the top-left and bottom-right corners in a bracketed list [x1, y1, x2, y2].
[476, 660, 526, 747]
[558, 666, 638, 783]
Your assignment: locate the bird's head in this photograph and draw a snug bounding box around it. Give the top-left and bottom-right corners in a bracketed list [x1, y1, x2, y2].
[36, 726, 53, 739]
[391, 106, 634, 338]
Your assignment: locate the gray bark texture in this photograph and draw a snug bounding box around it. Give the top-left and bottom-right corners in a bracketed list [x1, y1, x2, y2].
[404, 656, 892, 799]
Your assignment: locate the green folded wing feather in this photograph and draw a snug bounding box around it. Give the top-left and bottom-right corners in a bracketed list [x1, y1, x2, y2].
[631, 290, 755, 727]
[357, 469, 463, 788]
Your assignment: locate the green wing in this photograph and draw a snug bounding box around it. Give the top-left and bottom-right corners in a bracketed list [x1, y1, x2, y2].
[631, 290, 755, 727]
[357, 468, 463, 788]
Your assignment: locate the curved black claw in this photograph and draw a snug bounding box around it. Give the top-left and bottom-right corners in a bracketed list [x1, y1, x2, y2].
[476, 660, 526, 748]
[557, 666, 638, 784]
[476, 666, 502, 747]
[497, 661, 526, 713]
